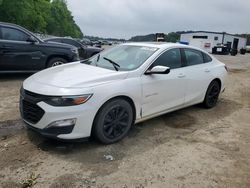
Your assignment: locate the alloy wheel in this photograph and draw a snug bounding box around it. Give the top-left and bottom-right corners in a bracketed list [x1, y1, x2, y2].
[103, 105, 130, 139]
[207, 84, 220, 106]
[52, 61, 64, 67]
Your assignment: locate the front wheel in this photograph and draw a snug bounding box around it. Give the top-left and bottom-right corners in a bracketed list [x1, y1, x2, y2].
[47, 57, 67, 68]
[93, 99, 134, 144]
[203, 80, 221, 108]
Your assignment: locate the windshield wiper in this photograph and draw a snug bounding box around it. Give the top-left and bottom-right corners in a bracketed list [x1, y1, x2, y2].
[97, 54, 100, 62]
[103, 57, 120, 71]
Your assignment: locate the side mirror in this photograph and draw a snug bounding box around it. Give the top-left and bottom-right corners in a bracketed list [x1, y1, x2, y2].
[26, 36, 37, 44]
[145, 65, 170, 75]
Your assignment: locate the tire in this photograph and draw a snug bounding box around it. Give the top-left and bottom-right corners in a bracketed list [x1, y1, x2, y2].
[203, 80, 221, 108]
[47, 57, 67, 68]
[93, 99, 134, 144]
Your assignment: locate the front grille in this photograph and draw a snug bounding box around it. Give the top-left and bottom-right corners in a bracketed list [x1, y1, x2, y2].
[21, 100, 45, 124]
[20, 88, 47, 124]
[22, 89, 49, 103]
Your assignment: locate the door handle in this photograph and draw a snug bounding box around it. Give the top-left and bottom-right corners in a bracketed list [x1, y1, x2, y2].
[204, 69, 210, 73]
[178, 74, 186, 78]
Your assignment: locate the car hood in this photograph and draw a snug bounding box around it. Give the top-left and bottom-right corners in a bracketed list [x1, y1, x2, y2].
[27, 62, 128, 88]
[43, 41, 75, 49]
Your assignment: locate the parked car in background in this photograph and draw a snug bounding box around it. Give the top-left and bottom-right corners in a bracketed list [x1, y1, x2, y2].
[246, 45, 250, 53]
[79, 38, 93, 46]
[44, 37, 103, 60]
[0, 22, 79, 72]
[91, 40, 102, 48]
[20, 43, 227, 144]
[100, 40, 112, 45]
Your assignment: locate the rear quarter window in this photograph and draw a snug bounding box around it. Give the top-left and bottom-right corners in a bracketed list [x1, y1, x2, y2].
[203, 52, 212, 63]
[184, 48, 204, 66]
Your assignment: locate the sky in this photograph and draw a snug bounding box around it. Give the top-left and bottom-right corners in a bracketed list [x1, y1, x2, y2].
[67, 0, 250, 39]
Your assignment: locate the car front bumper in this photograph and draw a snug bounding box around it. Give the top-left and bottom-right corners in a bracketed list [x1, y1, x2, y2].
[20, 95, 97, 140]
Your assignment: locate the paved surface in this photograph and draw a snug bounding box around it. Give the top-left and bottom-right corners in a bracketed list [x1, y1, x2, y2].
[0, 53, 250, 188]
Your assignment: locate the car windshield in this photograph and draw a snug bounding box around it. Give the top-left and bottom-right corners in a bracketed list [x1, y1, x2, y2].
[82, 45, 158, 71]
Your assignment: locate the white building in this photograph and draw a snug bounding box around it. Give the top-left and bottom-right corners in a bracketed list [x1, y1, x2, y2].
[180, 31, 247, 53]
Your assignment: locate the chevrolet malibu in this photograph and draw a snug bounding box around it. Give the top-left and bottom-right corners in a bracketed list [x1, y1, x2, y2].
[20, 43, 227, 144]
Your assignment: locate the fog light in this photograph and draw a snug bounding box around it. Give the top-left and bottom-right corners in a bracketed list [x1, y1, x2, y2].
[46, 118, 76, 128]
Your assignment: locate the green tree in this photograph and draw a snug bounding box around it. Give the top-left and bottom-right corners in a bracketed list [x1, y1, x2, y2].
[0, 0, 83, 38]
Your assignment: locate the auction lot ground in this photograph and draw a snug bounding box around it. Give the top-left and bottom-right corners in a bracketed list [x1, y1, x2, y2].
[0, 54, 250, 188]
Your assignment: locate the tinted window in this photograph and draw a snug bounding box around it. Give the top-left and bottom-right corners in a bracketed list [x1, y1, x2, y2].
[1, 27, 29, 41]
[193, 36, 208, 39]
[184, 49, 204, 66]
[153, 48, 182, 69]
[63, 39, 81, 48]
[203, 52, 212, 63]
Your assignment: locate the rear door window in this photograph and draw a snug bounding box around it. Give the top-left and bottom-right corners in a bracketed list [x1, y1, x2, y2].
[184, 49, 204, 66]
[1, 27, 29, 41]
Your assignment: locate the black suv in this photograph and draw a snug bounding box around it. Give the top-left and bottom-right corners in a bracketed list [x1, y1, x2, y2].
[44, 37, 103, 60]
[0, 22, 79, 72]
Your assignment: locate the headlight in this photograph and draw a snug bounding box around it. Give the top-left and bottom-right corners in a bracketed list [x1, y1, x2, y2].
[44, 94, 92, 106]
[71, 48, 78, 54]
[71, 48, 80, 60]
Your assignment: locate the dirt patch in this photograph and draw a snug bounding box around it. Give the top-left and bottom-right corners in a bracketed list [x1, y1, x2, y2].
[49, 174, 78, 188]
[228, 68, 248, 73]
[0, 119, 25, 138]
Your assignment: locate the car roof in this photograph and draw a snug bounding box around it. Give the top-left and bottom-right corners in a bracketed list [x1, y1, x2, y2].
[123, 42, 188, 49]
[0, 22, 19, 27]
[122, 42, 211, 54]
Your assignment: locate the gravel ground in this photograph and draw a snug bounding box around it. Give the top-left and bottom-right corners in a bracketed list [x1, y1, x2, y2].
[0, 54, 250, 188]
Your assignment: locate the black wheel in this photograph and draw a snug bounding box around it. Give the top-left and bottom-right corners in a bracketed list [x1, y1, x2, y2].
[203, 80, 221, 108]
[93, 99, 134, 144]
[47, 57, 67, 68]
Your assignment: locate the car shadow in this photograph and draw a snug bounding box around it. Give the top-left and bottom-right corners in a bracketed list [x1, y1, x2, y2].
[0, 73, 33, 81]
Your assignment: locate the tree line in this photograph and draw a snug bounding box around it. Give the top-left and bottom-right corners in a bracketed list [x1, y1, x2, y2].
[0, 0, 83, 38]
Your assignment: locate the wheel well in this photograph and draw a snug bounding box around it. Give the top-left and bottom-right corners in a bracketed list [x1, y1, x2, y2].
[212, 78, 221, 89]
[91, 95, 136, 136]
[46, 55, 69, 68]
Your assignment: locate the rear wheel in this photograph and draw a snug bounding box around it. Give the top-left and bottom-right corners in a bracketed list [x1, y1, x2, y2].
[93, 99, 133, 144]
[203, 80, 221, 108]
[47, 57, 67, 68]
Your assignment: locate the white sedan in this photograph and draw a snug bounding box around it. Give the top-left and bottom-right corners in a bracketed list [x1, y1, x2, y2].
[20, 43, 227, 144]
